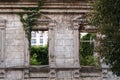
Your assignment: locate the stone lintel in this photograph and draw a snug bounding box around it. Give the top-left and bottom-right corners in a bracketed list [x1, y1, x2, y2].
[0, 2, 92, 14]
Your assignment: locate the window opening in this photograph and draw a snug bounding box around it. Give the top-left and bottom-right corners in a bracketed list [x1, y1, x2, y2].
[80, 32, 98, 66]
[30, 31, 48, 65]
[31, 32, 36, 38]
[31, 39, 36, 45]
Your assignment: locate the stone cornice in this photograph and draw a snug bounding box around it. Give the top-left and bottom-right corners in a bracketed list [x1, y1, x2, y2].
[0, 2, 93, 14]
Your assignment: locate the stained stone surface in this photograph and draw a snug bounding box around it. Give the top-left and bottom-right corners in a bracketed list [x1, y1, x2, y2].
[55, 29, 74, 67]
[0, 0, 105, 80]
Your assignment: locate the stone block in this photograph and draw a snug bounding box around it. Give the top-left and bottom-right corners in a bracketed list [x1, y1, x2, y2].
[6, 32, 24, 39]
[55, 34, 64, 39]
[6, 39, 25, 46]
[6, 71, 23, 80]
[5, 59, 24, 67]
[55, 40, 64, 46]
[30, 72, 48, 78]
[6, 45, 24, 52]
[55, 54, 65, 58]
[57, 78, 64, 80]
[6, 28, 16, 34]
[6, 21, 15, 28]
[64, 78, 72, 80]
[57, 71, 72, 78]
[64, 52, 73, 58]
[14, 21, 23, 27]
[6, 51, 24, 59]
[6, 28, 24, 34]
[55, 46, 65, 52]
[64, 30, 73, 34]
[64, 59, 74, 66]
[63, 34, 73, 39]
[63, 39, 73, 46]
[56, 58, 65, 67]
[66, 46, 73, 52]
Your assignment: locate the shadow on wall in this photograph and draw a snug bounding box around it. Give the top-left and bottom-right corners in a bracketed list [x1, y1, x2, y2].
[0, 0, 37, 2]
[44, 0, 90, 3]
[0, 0, 92, 3]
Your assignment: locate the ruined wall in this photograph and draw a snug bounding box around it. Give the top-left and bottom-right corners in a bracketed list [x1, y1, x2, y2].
[0, 14, 29, 80]
[0, 0, 103, 80]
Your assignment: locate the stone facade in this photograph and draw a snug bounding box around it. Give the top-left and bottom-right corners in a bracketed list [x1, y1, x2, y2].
[0, 0, 104, 80]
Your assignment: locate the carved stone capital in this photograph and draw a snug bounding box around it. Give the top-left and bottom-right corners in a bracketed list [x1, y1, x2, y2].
[50, 55, 56, 68]
[24, 69, 29, 79]
[74, 59, 80, 68]
[50, 69, 56, 78]
[73, 22, 79, 30]
[0, 69, 5, 79]
[49, 22, 55, 30]
[73, 69, 80, 79]
[0, 20, 6, 28]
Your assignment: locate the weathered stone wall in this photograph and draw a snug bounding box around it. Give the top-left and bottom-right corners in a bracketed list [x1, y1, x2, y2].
[0, 0, 103, 80]
[0, 14, 29, 80]
[29, 66, 102, 80]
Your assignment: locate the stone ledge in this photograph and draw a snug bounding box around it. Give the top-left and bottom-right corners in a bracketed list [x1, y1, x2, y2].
[30, 65, 50, 72]
[0, 2, 92, 14]
[0, 0, 94, 3]
[0, 9, 91, 14]
[80, 66, 102, 73]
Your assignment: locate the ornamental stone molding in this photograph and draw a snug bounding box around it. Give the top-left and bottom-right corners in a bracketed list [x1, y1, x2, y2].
[0, 0, 105, 80]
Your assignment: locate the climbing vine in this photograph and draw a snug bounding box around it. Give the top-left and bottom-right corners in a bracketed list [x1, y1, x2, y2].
[19, 0, 42, 47]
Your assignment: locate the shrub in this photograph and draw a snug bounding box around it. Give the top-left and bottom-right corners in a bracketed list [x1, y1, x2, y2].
[30, 45, 48, 65]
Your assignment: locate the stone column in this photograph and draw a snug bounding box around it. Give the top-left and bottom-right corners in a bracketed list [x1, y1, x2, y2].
[73, 22, 80, 68]
[49, 22, 56, 80]
[49, 21, 56, 68]
[0, 19, 6, 79]
[24, 29, 30, 67]
[73, 22, 80, 80]
[24, 69, 29, 80]
[23, 21, 30, 80]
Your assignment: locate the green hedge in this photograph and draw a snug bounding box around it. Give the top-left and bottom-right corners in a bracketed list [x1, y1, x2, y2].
[30, 45, 48, 65]
[80, 33, 98, 66]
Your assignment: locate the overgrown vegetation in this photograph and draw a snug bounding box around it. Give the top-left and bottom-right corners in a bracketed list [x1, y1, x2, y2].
[91, 0, 120, 76]
[19, 0, 46, 65]
[30, 46, 48, 65]
[80, 33, 98, 66]
[19, 0, 42, 47]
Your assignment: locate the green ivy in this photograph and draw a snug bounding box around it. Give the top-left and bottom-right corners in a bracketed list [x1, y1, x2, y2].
[19, 0, 43, 47]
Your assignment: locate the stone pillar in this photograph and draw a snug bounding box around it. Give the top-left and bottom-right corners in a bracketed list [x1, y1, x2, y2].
[73, 22, 80, 68]
[49, 22, 56, 80]
[48, 18, 80, 80]
[73, 22, 80, 80]
[49, 21, 56, 68]
[0, 19, 6, 79]
[24, 69, 29, 80]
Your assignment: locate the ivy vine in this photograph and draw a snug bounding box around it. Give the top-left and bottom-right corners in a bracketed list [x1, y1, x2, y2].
[19, 0, 43, 47]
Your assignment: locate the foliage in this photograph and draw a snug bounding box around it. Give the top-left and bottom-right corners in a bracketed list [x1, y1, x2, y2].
[30, 45, 48, 65]
[91, 0, 120, 76]
[80, 33, 98, 66]
[19, 0, 42, 47]
[80, 54, 98, 66]
[80, 33, 96, 57]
